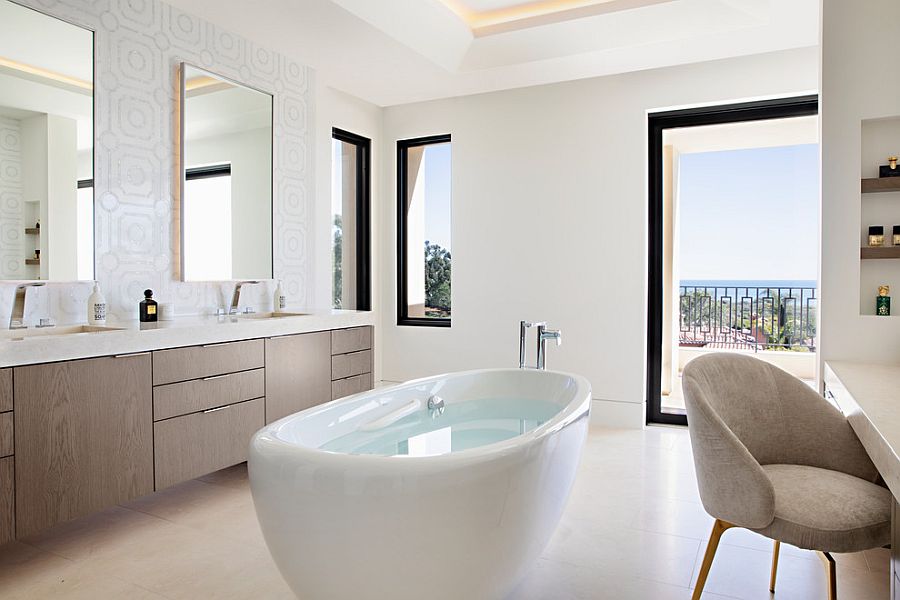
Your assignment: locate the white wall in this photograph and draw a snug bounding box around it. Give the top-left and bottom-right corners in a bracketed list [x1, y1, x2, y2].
[819, 1, 900, 369]
[315, 85, 383, 377]
[380, 47, 818, 427]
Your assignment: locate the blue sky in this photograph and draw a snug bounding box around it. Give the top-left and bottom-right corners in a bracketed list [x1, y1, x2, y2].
[677, 143, 819, 282]
[424, 143, 452, 251]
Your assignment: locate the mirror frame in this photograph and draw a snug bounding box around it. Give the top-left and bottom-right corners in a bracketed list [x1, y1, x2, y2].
[177, 62, 274, 283]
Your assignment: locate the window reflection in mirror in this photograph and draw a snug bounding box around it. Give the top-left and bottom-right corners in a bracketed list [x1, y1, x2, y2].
[0, 0, 93, 280]
[181, 64, 273, 282]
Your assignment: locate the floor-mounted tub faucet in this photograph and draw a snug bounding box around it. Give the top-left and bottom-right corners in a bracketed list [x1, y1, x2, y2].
[10, 282, 46, 329]
[519, 320, 562, 370]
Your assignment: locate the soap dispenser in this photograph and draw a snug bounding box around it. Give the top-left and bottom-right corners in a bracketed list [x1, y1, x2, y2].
[274, 280, 287, 313]
[87, 282, 107, 326]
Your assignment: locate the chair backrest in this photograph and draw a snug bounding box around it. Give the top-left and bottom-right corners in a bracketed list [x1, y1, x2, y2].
[681, 353, 878, 527]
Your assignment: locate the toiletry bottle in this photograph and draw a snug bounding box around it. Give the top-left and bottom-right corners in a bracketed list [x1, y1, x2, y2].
[877, 285, 891, 316]
[274, 280, 287, 313]
[87, 282, 107, 326]
[869, 226, 885, 247]
[140, 289, 158, 322]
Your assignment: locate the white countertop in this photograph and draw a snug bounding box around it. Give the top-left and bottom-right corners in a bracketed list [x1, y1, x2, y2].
[0, 309, 376, 368]
[825, 361, 900, 499]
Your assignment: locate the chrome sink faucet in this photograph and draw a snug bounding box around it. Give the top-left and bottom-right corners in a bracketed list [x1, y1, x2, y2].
[10, 282, 46, 330]
[230, 281, 260, 315]
[519, 320, 562, 370]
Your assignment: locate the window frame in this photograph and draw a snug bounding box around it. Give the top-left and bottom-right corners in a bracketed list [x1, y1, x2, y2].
[332, 127, 372, 311]
[396, 133, 452, 327]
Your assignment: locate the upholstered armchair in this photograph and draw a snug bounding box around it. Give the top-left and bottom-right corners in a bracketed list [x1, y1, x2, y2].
[682, 353, 891, 600]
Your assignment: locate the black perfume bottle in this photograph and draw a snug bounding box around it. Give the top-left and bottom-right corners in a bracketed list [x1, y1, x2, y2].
[139, 289, 158, 322]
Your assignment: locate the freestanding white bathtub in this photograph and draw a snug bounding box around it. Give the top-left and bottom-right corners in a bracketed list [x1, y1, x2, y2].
[248, 368, 591, 600]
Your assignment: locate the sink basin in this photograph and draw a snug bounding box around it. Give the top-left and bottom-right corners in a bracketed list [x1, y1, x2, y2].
[234, 312, 310, 320]
[0, 324, 126, 341]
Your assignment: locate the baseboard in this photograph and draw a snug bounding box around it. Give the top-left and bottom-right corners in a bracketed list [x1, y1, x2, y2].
[590, 398, 644, 429]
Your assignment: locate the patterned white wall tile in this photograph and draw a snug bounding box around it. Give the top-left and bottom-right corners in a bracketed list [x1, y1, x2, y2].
[0, 117, 23, 280]
[1, 0, 315, 325]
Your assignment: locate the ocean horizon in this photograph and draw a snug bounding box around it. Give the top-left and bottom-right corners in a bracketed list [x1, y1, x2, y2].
[680, 279, 817, 288]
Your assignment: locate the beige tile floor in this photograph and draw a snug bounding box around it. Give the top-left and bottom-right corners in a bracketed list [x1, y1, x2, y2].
[0, 426, 890, 599]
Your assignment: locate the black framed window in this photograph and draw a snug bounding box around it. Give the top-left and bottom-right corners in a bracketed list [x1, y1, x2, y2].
[397, 134, 452, 327]
[646, 95, 818, 426]
[332, 128, 371, 311]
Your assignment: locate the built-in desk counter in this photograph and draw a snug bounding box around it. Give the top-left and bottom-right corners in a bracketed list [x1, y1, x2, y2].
[825, 361, 900, 600]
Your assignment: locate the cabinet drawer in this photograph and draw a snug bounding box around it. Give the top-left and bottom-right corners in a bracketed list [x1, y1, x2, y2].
[331, 350, 372, 381]
[154, 368, 265, 421]
[331, 326, 372, 355]
[0, 369, 10, 412]
[0, 457, 12, 545]
[154, 397, 264, 490]
[332, 373, 373, 401]
[0, 412, 11, 458]
[153, 339, 264, 385]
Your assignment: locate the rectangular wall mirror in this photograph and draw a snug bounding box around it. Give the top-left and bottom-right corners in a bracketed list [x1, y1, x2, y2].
[0, 0, 94, 281]
[180, 64, 273, 282]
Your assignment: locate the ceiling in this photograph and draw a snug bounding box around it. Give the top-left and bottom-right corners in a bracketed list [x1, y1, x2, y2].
[165, 0, 819, 107]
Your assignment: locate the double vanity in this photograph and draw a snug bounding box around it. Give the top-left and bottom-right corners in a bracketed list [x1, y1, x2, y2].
[0, 312, 374, 544]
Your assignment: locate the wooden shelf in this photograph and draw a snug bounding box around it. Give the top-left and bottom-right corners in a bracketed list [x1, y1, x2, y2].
[862, 177, 900, 193]
[24, 228, 39, 235]
[861, 246, 900, 259]
[24, 258, 39, 266]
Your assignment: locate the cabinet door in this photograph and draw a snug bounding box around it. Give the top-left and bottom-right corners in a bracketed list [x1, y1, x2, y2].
[14, 354, 153, 538]
[265, 332, 331, 424]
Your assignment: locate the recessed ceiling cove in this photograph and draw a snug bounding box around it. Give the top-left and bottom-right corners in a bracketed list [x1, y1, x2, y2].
[440, 0, 675, 37]
[165, 0, 819, 106]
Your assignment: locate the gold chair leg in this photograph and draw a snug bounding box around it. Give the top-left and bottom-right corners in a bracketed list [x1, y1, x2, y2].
[816, 551, 837, 600]
[692, 519, 734, 600]
[769, 540, 781, 593]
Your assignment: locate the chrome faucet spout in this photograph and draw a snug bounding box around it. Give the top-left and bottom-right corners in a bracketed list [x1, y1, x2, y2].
[519, 320, 560, 370]
[230, 281, 261, 315]
[10, 282, 46, 330]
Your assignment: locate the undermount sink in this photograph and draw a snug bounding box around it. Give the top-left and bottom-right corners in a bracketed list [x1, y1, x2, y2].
[0, 324, 126, 341]
[234, 311, 310, 320]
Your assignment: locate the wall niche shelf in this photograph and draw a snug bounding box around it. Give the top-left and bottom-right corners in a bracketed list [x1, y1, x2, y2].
[25, 258, 40, 266]
[24, 228, 39, 235]
[862, 177, 900, 194]
[862, 246, 900, 259]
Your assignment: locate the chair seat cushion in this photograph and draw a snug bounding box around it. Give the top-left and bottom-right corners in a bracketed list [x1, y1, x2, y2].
[751, 464, 891, 553]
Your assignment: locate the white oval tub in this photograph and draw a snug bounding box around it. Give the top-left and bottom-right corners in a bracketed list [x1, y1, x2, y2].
[249, 368, 591, 600]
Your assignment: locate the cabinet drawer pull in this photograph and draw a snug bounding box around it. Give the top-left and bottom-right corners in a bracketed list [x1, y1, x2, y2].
[201, 342, 232, 349]
[202, 373, 231, 382]
[202, 405, 230, 414]
[113, 352, 150, 359]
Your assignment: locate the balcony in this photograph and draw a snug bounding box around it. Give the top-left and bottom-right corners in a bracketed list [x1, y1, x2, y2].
[663, 284, 817, 414]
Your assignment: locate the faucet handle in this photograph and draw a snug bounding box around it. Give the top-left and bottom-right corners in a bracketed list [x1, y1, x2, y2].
[544, 329, 562, 347]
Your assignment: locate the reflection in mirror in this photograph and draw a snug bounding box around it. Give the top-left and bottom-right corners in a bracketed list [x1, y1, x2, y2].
[0, 0, 93, 281]
[181, 64, 273, 282]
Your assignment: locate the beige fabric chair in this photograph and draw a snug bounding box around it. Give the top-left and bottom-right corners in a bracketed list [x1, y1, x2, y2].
[682, 353, 891, 600]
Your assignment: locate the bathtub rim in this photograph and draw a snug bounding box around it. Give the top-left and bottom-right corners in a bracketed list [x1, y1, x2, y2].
[250, 368, 592, 463]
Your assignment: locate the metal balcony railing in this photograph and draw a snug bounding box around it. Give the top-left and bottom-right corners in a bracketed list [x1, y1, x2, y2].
[679, 285, 817, 352]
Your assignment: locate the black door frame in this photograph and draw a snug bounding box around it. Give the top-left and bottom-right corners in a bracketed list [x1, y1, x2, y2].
[646, 95, 819, 426]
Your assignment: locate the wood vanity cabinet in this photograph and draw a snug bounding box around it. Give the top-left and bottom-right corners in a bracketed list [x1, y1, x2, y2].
[265, 332, 332, 423]
[13, 354, 154, 538]
[0, 368, 12, 545]
[151, 340, 266, 490]
[331, 327, 374, 400]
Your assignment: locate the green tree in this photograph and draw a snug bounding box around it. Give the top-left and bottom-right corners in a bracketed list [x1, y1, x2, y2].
[332, 215, 342, 308]
[424, 240, 451, 315]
